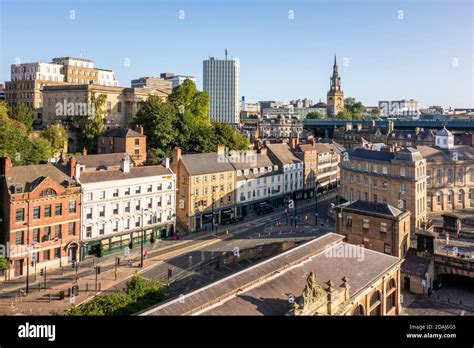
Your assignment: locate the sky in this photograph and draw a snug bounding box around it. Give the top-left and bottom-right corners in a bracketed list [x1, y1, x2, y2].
[0, 0, 473, 108]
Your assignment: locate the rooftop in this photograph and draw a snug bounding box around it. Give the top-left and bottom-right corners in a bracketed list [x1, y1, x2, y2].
[180, 152, 235, 175]
[100, 129, 145, 138]
[8, 163, 74, 192]
[266, 143, 301, 165]
[141, 233, 402, 316]
[75, 153, 127, 169]
[79, 165, 172, 184]
[335, 200, 405, 218]
[347, 148, 395, 162]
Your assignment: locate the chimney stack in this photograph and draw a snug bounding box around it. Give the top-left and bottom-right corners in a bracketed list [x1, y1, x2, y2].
[172, 147, 182, 164]
[289, 137, 298, 149]
[162, 157, 170, 170]
[82, 148, 88, 156]
[69, 157, 77, 178]
[0, 157, 12, 180]
[120, 157, 130, 173]
[259, 147, 268, 155]
[135, 125, 144, 135]
[217, 144, 226, 155]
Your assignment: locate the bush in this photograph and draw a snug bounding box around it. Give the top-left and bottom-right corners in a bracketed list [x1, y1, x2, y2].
[63, 275, 167, 316]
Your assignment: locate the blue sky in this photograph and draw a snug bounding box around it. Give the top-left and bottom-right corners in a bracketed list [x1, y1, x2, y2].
[1, 0, 473, 107]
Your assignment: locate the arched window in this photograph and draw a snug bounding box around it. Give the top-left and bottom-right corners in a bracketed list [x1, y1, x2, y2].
[40, 188, 57, 197]
[385, 278, 397, 313]
[369, 290, 382, 316]
[447, 169, 453, 183]
[436, 191, 442, 205]
[448, 190, 454, 204]
[459, 189, 465, 204]
[352, 304, 365, 316]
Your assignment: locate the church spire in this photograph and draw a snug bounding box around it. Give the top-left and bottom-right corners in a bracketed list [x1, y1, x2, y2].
[333, 54, 338, 75]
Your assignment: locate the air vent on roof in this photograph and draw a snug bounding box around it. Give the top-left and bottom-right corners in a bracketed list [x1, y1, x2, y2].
[63, 179, 76, 188]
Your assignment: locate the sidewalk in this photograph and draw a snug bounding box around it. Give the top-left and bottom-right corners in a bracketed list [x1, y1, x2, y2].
[0, 236, 221, 315]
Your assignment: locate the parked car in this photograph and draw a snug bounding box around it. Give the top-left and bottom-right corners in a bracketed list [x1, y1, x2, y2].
[256, 202, 275, 215]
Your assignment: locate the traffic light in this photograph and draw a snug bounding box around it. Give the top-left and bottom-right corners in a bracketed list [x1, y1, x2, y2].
[96, 266, 101, 275]
[39, 268, 44, 277]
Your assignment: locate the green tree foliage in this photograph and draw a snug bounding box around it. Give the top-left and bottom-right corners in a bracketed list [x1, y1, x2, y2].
[10, 102, 34, 133]
[370, 108, 381, 119]
[41, 123, 67, 155]
[64, 275, 167, 316]
[0, 257, 8, 271]
[211, 121, 248, 151]
[0, 103, 49, 165]
[76, 92, 107, 152]
[306, 111, 326, 120]
[131, 80, 249, 161]
[132, 95, 178, 158]
[28, 137, 51, 164]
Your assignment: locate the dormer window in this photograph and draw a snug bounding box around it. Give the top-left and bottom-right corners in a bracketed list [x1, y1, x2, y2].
[237, 170, 242, 176]
[40, 188, 57, 197]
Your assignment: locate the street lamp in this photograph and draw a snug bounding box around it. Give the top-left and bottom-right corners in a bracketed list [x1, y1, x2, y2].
[140, 208, 150, 268]
[314, 181, 320, 226]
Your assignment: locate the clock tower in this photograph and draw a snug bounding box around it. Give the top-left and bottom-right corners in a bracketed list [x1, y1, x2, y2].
[327, 55, 344, 117]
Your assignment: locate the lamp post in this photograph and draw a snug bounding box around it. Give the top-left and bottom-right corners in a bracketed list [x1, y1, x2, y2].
[212, 185, 217, 238]
[140, 208, 149, 268]
[315, 181, 320, 226]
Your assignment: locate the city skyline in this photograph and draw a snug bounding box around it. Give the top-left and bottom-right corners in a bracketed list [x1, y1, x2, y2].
[1, 0, 473, 108]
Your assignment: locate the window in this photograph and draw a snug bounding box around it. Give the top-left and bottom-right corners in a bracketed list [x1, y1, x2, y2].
[99, 223, 105, 235]
[136, 186, 141, 194]
[380, 222, 388, 233]
[382, 166, 388, 174]
[87, 192, 93, 201]
[54, 248, 61, 259]
[55, 203, 62, 216]
[400, 168, 406, 177]
[125, 188, 130, 196]
[147, 198, 153, 208]
[346, 216, 352, 227]
[54, 224, 61, 239]
[135, 201, 140, 211]
[86, 208, 93, 219]
[44, 226, 51, 241]
[147, 185, 152, 193]
[135, 217, 141, 228]
[362, 219, 369, 229]
[113, 221, 118, 232]
[125, 202, 131, 213]
[125, 219, 130, 230]
[99, 191, 105, 199]
[33, 206, 41, 219]
[113, 189, 119, 197]
[44, 205, 51, 218]
[373, 195, 377, 203]
[99, 205, 105, 217]
[15, 231, 24, 245]
[15, 208, 25, 222]
[447, 169, 453, 184]
[384, 243, 391, 254]
[400, 184, 406, 193]
[43, 250, 50, 261]
[382, 182, 388, 190]
[113, 204, 119, 215]
[33, 228, 40, 243]
[69, 200, 76, 213]
[86, 226, 92, 238]
[68, 222, 76, 236]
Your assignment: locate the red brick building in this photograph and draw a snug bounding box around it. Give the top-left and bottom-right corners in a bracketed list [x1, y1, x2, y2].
[0, 157, 81, 279]
[97, 127, 147, 165]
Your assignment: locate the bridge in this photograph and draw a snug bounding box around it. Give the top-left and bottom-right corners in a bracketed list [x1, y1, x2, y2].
[304, 118, 474, 137]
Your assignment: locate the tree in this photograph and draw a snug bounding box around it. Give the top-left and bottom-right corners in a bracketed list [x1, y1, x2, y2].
[370, 108, 381, 119]
[0, 258, 8, 272]
[211, 121, 249, 151]
[335, 110, 353, 121]
[306, 111, 326, 120]
[41, 123, 67, 155]
[27, 137, 51, 164]
[0, 107, 32, 165]
[131, 96, 178, 159]
[10, 102, 34, 133]
[76, 92, 107, 152]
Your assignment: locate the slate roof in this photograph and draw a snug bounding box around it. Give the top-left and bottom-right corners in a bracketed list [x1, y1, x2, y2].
[266, 143, 302, 165]
[141, 233, 402, 316]
[401, 249, 431, 277]
[348, 148, 395, 162]
[8, 163, 74, 192]
[79, 165, 172, 184]
[416, 145, 474, 162]
[230, 153, 279, 179]
[336, 200, 404, 218]
[180, 152, 235, 175]
[100, 129, 145, 138]
[75, 153, 127, 169]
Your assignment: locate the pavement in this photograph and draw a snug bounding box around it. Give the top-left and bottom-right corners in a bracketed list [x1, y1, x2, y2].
[0, 191, 338, 315]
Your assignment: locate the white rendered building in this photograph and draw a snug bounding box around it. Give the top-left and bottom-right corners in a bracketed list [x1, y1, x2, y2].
[75, 154, 176, 258]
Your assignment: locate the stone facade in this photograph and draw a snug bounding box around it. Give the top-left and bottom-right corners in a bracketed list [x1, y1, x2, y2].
[339, 147, 427, 231]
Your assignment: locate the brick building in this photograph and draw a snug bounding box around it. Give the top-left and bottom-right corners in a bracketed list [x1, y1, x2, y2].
[0, 157, 80, 279]
[98, 127, 147, 165]
[334, 200, 411, 258]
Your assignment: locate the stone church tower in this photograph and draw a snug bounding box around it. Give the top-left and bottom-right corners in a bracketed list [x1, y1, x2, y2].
[326, 55, 344, 117]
